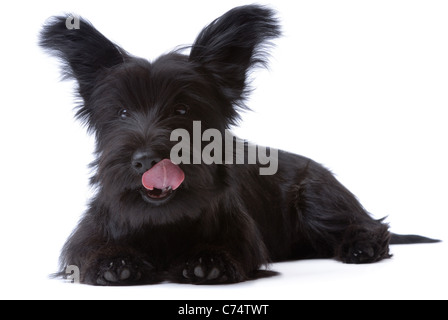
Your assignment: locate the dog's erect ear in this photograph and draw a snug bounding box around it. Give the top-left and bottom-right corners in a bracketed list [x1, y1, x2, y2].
[39, 15, 126, 111]
[189, 5, 281, 112]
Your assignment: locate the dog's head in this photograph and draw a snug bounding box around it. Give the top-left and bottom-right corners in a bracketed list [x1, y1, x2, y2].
[40, 5, 280, 225]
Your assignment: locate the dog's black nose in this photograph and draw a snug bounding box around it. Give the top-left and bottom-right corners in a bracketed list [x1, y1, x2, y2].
[132, 150, 162, 174]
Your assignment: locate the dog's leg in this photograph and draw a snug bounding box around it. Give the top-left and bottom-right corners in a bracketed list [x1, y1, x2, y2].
[79, 245, 159, 286]
[169, 197, 269, 285]
[174, 246, 249, 285]
[58, 205, 160, 286]
[292, 165, 392, 264]
[62, 237, 160, 286]
[336, 222, 392, 264]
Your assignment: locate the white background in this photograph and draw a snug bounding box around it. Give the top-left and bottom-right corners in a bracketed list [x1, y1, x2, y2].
[0, 0, 447, 300]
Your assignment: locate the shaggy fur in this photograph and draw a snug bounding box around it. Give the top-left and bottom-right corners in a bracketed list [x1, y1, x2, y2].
[40, 5, 438, 285]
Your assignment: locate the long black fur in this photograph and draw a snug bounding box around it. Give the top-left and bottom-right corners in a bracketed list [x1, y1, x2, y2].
[40, 5, 439, 286]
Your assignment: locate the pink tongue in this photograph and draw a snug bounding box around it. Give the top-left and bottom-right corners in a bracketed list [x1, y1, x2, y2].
[142, 159, 185, 191]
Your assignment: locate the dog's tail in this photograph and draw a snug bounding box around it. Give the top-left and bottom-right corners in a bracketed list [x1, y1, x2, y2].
[390, 233, 441, 245]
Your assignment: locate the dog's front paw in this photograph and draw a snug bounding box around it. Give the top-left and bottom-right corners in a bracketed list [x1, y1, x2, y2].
[87, 256, 157, 286]
[177, 252, 246, 285]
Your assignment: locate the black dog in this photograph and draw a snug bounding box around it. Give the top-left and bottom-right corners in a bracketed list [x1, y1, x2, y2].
[40, 5, 438, 285]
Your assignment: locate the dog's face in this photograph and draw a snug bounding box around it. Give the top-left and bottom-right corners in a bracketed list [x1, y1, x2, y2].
[40, 7, 280, 226]
[89, 55, 227, 224]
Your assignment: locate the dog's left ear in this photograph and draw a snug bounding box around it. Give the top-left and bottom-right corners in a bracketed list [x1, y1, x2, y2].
[189, 5, 281, 118]
[39, 15, 127, 121]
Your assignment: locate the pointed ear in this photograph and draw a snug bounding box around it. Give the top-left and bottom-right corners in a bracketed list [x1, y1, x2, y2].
[189, 5, 281, 107]
[39, 15, 127, 103]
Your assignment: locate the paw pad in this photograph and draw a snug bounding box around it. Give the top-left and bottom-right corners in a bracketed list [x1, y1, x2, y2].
[96, 257, 146, 286]
[181, 253, 241, 284]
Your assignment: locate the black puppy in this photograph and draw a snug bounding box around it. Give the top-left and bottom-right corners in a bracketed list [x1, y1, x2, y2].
[40, 5, 438, 285]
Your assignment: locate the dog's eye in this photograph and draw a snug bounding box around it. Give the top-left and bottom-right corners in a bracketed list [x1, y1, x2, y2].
[173, 104, 190, 116]
[119, 109, 129, 120]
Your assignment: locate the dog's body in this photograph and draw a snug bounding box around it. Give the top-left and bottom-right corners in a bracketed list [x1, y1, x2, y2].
[40, 5, 438, 285]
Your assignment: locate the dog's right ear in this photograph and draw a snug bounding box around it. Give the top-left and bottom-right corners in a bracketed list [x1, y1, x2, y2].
[39, 15, 126, 118]
[189, 5, 281, 124]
